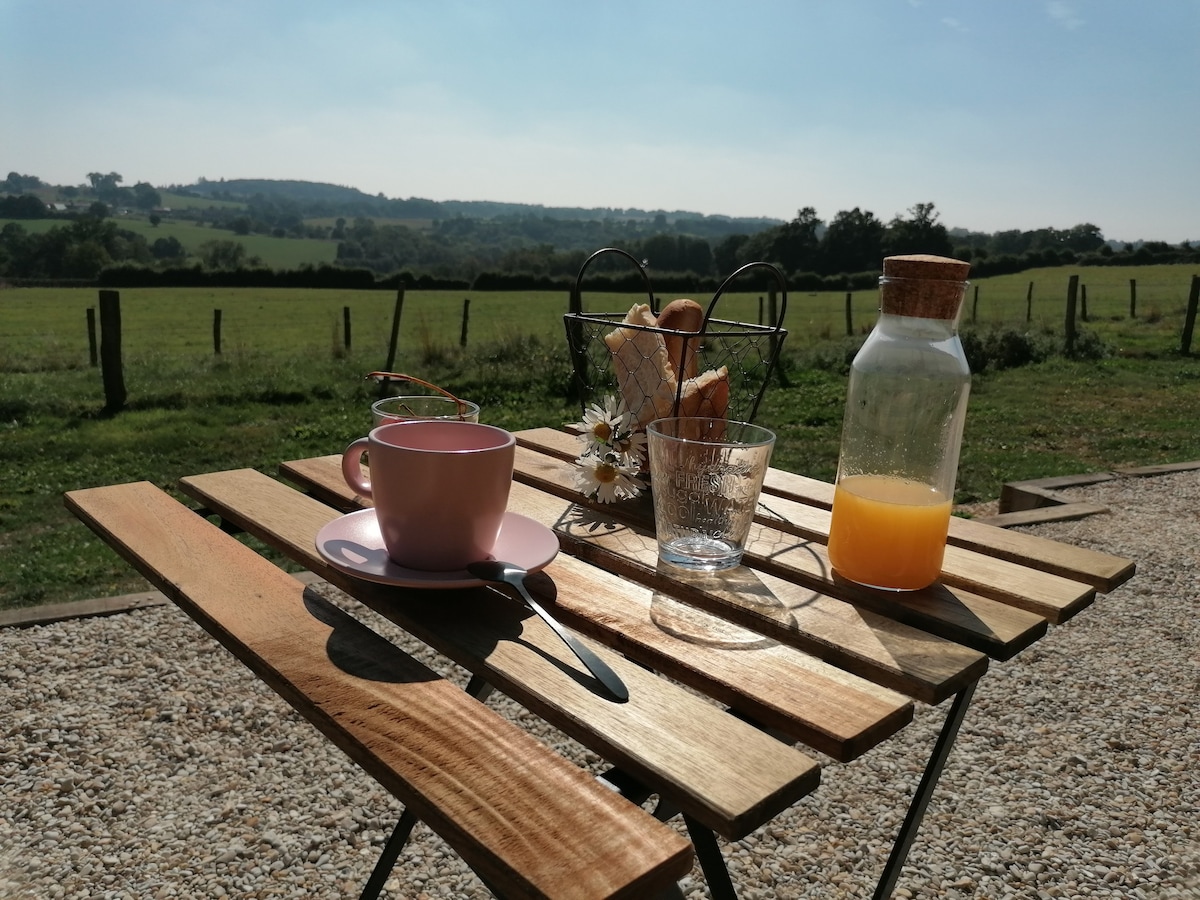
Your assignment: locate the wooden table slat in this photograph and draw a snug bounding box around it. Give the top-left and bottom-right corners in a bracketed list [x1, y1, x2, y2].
[283, 453, 989, 703]
[65, 482, 693, 900]
[508, 449, 1047, 662]
[515, 426, 1135, 593]
[179, 469, 822, 839]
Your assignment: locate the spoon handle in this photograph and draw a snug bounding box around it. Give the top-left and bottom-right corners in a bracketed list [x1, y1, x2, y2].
[511, 581, 629, 703]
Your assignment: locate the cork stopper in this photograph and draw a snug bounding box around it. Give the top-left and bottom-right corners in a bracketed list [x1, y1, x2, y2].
[880, 254, 971, 319]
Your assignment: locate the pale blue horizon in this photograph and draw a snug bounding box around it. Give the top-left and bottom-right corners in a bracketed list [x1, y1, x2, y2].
[2, 0, 1196, 243]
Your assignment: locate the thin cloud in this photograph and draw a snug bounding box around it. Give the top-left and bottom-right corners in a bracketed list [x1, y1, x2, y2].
[941, 17, 968, 32]
[1046, 2, 1084, 30]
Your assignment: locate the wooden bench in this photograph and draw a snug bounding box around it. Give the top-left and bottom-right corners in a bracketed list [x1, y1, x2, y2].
[65, 482, 693, 900]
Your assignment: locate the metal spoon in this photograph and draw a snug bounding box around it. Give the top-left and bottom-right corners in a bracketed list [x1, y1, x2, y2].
[467, 560, 629, 703]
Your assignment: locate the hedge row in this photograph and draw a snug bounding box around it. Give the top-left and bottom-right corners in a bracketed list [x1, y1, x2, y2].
[96, 263, 471, 291]
[90, 263, 865, 295]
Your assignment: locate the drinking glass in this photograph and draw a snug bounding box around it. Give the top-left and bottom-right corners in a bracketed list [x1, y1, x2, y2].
[646, 417, 775, 571]
[372, 395, 480, 426]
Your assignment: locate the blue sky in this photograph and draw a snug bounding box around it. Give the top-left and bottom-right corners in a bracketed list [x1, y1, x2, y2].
[2, 1, 1196, 242]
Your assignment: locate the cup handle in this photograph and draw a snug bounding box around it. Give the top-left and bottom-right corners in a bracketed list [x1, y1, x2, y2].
[341, 437, 373, 500]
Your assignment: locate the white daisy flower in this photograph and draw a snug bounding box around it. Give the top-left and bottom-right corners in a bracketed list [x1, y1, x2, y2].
[574, 453, 645, 503]
[610, 429, 647, 467]
[575, 395, 632, 455]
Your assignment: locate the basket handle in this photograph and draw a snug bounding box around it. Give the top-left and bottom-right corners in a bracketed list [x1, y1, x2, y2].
[701, 261, 788, 335]
[570, 247, 657, 316]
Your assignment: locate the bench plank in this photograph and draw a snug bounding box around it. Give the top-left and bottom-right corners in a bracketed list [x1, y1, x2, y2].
[65, 482, 692, 900]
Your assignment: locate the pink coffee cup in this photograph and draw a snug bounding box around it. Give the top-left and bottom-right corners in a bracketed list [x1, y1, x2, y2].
[341, 420, 516, 571]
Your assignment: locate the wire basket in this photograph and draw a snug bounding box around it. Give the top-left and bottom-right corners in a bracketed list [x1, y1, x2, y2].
[563, 247, 788, 429]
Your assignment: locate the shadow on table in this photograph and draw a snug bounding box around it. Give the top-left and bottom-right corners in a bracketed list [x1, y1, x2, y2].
[302, 586, 441, 684]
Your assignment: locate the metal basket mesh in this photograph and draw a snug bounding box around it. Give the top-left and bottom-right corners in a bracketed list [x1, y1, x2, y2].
[563, 248, 788, 428]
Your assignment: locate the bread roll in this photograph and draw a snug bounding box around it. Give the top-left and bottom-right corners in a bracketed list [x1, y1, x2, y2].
[603, 303, 679, 429]
[655, 298, 703, 381]
[672, 366, 730, 439]
[679, 366, 730, 419]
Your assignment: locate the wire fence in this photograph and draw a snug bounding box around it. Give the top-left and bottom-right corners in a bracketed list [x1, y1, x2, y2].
[3, 271, 1198, 407]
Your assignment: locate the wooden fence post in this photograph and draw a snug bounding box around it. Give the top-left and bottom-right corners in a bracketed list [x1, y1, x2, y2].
[213, 309, 222, 355]
[86, 307, 98, 367]
[1080, 284, 1089, 322]
[343, 306, 352, 351]
[1026, 281, 1034, 322]
[566, 285, 590, 403]
[1064, 275, 1079, 354]
[1129, 278, 1137, 318]
[844, 292, 853, 336]
[460, 298, 470, 347]
[768, 286, 788, 386]
[1181, 274, 1200, 356]
[381, 287, 405, 397]
[972, 285, 979, 323]
[98, 289, 126, 413]
[758, 296, 764, 326]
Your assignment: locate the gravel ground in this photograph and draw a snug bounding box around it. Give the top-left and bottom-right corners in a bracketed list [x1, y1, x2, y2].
[2, 470, 1198, 899]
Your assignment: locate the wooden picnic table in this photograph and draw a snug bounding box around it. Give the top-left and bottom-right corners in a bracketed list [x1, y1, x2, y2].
[65, 425, 1134, 899]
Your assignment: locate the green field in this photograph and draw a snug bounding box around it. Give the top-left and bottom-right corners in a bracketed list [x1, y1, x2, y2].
[306, 215, 434, 230]
[2, 263, 1195, 369]
[0, 216, 339, 269]
[2, 264, 1199, 612]
[157, 190, 246, 211]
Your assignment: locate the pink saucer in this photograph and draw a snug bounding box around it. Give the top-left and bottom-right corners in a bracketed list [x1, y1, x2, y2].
[315, 509, 560, 589]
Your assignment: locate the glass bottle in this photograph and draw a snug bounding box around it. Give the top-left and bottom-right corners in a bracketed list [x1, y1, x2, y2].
[827, 254, 972, 591]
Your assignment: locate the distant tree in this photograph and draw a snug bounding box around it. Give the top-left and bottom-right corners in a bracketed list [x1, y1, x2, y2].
[736, 228, 779, 269]
[88, 200, 109, 218]
[991, 230, 1032, 255]
[87, 172, 124, 203]
[640, 233, 683, 271]
[151, 235, 186, 259]
[712, 234, 749, 275]
[0, 214, 152, 278]
[149, 213, 162, 227]
[0, 223, 34, 276]
[677, 234, 714, 274]
[0, 194, 47, 218]
[771, 207, 823, 273]
[63, 240, 112, 278]
[199, 239, 248, 270]
[1060, 223, 1106, 254]
[2, 172, 43, 193]
[884, 202, 953, 257]
[230, 216, 252, 235]
[132, 181, 162, 210]
[820, 208, 885, 275]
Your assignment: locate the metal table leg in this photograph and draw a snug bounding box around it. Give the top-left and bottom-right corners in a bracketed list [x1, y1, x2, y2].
[873, 679, 979, 899]
[684, 814, 739, 900]
[359, 807, 420, 900]
[465, 673, 495, 702]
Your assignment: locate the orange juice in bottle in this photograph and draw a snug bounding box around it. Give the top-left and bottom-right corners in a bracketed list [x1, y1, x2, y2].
[828, 474, 952, 590]
[828, 254, 972, 591]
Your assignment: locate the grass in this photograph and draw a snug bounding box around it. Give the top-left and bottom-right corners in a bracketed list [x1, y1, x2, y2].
[120, 218, 340, 268]
[0, 217, 338, 270]
[157, 190, 246, 211]
[2, 263, 1199, 613]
